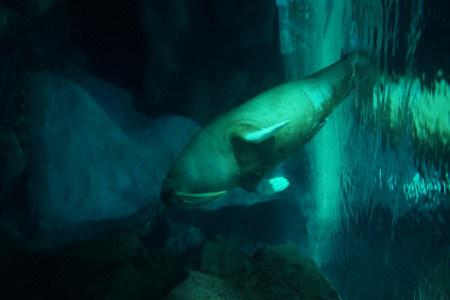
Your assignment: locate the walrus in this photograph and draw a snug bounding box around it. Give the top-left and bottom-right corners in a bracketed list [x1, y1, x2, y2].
[161, 53, 360, 206]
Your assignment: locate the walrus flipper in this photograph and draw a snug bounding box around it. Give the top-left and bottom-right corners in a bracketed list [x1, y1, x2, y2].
[242, 120, 290, 143]
[256, 177, 290, 196]
[239, 172, 290, 195]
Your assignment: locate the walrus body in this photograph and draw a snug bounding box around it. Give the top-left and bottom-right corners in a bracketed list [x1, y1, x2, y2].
[161, 53, 358, 206]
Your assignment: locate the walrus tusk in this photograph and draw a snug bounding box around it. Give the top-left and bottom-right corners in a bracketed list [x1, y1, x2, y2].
[173, 190, 227, 206]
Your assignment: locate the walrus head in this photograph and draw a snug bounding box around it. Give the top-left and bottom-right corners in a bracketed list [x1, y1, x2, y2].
[160, 127, 238, 206]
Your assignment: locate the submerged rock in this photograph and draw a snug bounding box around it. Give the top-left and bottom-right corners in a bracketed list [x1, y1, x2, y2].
[18, 70, 200, 249]
[0, 236, 340, 299]
[1, 0, 57, 15]
[167, 242, 340, 300]
[0, 128, 25, 185]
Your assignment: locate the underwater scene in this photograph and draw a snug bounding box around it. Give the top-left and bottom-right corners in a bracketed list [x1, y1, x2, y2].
[0, 0, 449, 299]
